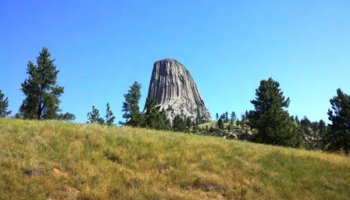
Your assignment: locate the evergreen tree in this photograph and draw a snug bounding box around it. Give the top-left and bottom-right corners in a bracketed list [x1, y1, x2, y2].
[298, 116, 326, 150]
[241, 111, 250, 122]
[192, 121, 199, 133]
[300, 116, 317, 149]
[122, 82, 142, 126]
[326, 89, 350, 154]
[248, 78, 301, 147]
[318, 120, 328, 149]
[185, 117, 192, 132]
[173, 115, 186, 132]
[57, 112, 75, 121]
[217, 118, 224, 129]
[87, 106, 104, 125]
[293, 115, 300, 124]
[225, 112, 229, 122]
[230, 111, 236, 122]
[216, 113, 219, 120]
[300, 116, 312, 148]
[315, 120, 327, 149]
[220, 113, 225, 121]
[105, 103, 115, 126]
[144, 98, 158, 128]
[143, 98, 170, 130]
[0, 90, 11, 118]
[158, 110, 171, 130]
[20, 48, 64, 120]
[14, 113, 22, 119]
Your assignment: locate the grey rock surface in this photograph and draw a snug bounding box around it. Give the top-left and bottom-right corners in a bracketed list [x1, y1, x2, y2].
[146, 59, 211, 123]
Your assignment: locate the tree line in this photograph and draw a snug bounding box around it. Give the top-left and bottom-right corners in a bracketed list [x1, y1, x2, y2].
[0, 47, 196, 132]
[118, 81, 195, 132]
[0, 48, 349, 154]
[210, 78, 350, 154]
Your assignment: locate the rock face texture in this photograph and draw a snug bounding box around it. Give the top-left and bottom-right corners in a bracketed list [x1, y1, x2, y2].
[147, 59, 211, 123]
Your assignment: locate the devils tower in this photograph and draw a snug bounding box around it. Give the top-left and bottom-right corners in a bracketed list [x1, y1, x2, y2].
[146, 59, 211, 123]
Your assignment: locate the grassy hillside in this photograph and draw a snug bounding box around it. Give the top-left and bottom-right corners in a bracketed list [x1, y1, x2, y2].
[0, 119, 349, 200]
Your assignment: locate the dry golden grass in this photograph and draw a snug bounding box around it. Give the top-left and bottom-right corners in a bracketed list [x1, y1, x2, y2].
[0, 119, 349, 199]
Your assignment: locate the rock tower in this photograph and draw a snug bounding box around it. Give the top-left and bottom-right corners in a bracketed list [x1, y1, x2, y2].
[146, 59, 211, 123]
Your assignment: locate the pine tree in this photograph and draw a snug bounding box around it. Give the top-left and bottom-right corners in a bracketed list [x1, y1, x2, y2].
[185, 117, 192, 132]
[143, 98, 170, 130]
[248, 78, 301, 147]
[57, 112, 75, 121]
[326, 89, 350, 154]
[105, 103, 115, 126]
[293, 116, 326, 150]
[318, 120, 328, 149]
[14, 113, 22, 119]
[192, 121, 199, 133]
[225, 112, 229, 122]
[0, 90, 11, 117]
[217, 118, 224, 129]
[144, 98, 158, 128]
[158, 110, 171, 130]
[122, 82, 142, 126]
[241, 111, 250, 122]
[315, 120, 327, 149]
[293, 115, 300, 124]
[300, 116, 314, 149]
[173, 115, 186, 132]
[230, 111, 236, 122]
[87, 106, 104, 125]
[20, 48, 64, 120]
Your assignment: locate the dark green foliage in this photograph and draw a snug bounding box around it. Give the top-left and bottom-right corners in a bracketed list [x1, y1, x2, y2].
[248, 78, 301, 147]
[173, 115, 186, 132]
[20, 48, 64, 120]
[299, 116, 325, 150]
[326, 89, 350, 154]
[251, 78, 290, 112]
[230, 111, 236, 122]
[225, 112, 229, 122]
[87, 106, 104, 125]
[217, 118, 224, 129]
[156, 110, 171, 130]
[143, 98, 170, 130]
[185, 117, 192, 132]
[122, 82, 142, 127]
[216, 113, 219, 120]
[241, 111, 250, 122]
[105, 103, 115, 126]
[14, 113, 22, 119]
[192, 121, 199, 133]
[318, 120, 328, 149]
[227, 122, 234, 131]
[209, 126, 216, 133]
[57, 112, 75, 121]
[144, 98, 158, 127]
[293, 116, 300, 124]
[0, 90, 11, 117]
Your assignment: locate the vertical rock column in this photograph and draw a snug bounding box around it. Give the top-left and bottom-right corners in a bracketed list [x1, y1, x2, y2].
[146, 59, 211, 123]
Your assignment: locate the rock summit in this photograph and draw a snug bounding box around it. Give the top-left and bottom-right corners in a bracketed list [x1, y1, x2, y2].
[146, 59, 211, 123]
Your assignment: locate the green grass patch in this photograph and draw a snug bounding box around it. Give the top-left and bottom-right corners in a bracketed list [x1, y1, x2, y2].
[0, 119, 349, 199]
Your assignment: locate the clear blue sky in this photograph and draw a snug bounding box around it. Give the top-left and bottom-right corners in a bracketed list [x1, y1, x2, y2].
[1, 0, 349, 123]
